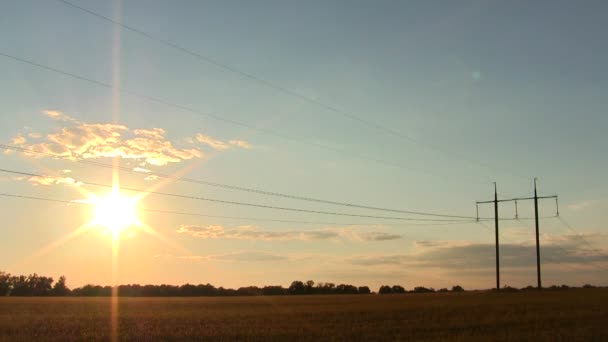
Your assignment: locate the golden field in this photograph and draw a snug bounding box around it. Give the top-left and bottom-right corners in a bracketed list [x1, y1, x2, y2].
[0, 289, 606, 341]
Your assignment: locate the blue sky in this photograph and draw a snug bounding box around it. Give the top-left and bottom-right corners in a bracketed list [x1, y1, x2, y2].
[0, 0, 606, 290]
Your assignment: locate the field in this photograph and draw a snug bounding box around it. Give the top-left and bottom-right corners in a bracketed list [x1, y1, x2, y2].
[0, 289, 606, 341]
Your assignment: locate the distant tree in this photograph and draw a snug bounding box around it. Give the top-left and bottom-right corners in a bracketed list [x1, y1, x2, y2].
[10, 273, 53, 296]
[262, 286, 287, 296]
[305, 280, 315, 294]
[438, 288, 449, 293]
[0, 272, 12, 296]
[335, 284, 358, 294]
[451, 285, 464, 292]
[316, 282, 335, 294]
[502, 285, 519, 292]
[52, 276, 70, 296]
[391, 285, 406, 294]
[289, 281, 306, 295]
[413, 286, 433, 293]
[358, 286, 371, 294]
[583, 284, 595, 289]
[237, 286, 262, 296]
[378, 285, 392, 294]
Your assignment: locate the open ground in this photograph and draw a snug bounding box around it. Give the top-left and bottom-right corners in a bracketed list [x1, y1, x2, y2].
[0, 288, 606, 341]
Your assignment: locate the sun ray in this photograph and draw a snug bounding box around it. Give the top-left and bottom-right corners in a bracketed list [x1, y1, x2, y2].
[13, 222, 95, 268]
[131, 159, 204, 202]
[134, 222, 190, 254]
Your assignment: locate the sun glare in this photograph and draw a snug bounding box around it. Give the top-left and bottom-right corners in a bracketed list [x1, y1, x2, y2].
[90, 189, 140, 237]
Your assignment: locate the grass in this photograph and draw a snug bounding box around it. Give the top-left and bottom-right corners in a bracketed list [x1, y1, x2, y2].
[0, 288, 606, 341]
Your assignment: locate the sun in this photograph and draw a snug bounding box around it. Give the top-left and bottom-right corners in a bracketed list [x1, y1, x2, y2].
[90, 188, 140, 237]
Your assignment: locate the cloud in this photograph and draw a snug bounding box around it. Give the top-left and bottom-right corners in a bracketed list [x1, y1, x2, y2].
[133, 167, 152, 173]
[567, 200, 598, 212]
[11, 110, 204, 166]
[143, 175, 160, 181]
[195, 134, 252, 150]
[348, 233, 608, 269]
[11, 135, 26, 145]
[159, 251, 287, 262]
[415, 240, 448, 248]
[28, 176, 83, 187]
[228, 140, 252, 149]
[195, 134, 230, 150]
[176, 225, 401, 242]
[43, 110, 79, 123]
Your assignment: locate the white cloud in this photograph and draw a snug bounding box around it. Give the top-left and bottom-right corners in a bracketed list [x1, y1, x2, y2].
[28, 176, 83, 187]
[195, 134, 230, 150]
[43, 110, 79, 123]
[228, 140, 252, 149]
[12, 110, 204, 166]
[195, 134, 252, 150]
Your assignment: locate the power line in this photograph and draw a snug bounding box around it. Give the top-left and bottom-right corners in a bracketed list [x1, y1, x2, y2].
[556, 216, 607, 258]
[0, 51, 445, 178]
[0, 168, 475, 222]
[0, 192, 479, 228]
[0, 144, 478, 220]
[55, 0, 528, 181]
[517, 218, 608, 273]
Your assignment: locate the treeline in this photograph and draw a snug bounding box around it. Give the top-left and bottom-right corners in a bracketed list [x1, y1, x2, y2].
[0, 273, 69, 296]
[3, 271, 599, 297]
[1, 272, 468, 297]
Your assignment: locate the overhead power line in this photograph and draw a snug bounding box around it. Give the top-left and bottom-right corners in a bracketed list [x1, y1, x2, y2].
[0, 144, 477, 220]
[0, 52, 436, 177]
[0, 168, 477, 222]
[0, 192, 480, 228]
[55, 0, 527, 181]
[556, 216, 607, 258]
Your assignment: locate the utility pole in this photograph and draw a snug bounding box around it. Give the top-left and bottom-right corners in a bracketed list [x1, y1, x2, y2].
[476, 183, 501, 291]
[476, 180, 558, 291]
[494, 183, 500, 291]
[534, 178, 541, 289]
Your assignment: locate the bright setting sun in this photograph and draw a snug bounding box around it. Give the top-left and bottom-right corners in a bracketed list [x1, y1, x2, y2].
[90, 189, 139, 237]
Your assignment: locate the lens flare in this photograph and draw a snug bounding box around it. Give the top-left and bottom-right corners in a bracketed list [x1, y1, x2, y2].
[90, 188, 139, 238]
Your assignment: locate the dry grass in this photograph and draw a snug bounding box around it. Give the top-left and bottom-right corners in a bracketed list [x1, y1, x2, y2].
[0, 289, 606, 341]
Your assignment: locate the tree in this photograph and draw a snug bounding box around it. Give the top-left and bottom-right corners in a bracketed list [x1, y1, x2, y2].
[451, 285, 464, 292]
[0, 272, 12, 296]
[391, 285, 406, 294]
[378, 285, 392, 294]
[413, 286, 433, 293]
[289, 281, 306, 295]
[262, 286, 287, 296]
[358, 286, 371, 294]
[52, 276, 70, 296]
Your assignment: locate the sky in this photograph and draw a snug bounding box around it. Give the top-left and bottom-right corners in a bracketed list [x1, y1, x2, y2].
[0, 0, 606, 291]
